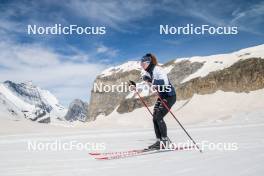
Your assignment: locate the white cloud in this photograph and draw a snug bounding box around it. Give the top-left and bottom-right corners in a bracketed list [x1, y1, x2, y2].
[67, 0, 155, 31]
[230, 1, 264, 34]
[97, 45, 108, 53]
[0, 42, 60, 68]
[1, 0, 263, 35]
[161, 0, 264, 35]
[0, 41, 107, 106]
[96, 44, 118, 57]
[0, 1, 118, 107]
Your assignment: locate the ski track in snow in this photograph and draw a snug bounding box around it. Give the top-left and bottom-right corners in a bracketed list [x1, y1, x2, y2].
[0, 122, 264, 176]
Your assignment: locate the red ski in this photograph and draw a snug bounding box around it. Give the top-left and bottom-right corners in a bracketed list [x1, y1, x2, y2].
[89, 145, 195, 160]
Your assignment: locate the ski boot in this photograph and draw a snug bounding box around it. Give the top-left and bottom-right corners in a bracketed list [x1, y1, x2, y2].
[148, 139, 161, 150]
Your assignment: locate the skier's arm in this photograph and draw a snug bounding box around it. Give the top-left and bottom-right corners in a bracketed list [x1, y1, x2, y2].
[142, 75, 152, 83]
[141, 70, 152, 83]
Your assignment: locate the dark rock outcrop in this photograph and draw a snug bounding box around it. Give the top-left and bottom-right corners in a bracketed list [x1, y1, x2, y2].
[65, 99, 88, 122]
[88, 60, 203, 118]
[165, 60, 204, 86]
[176, 58, 264, 99]
[87, 70, 141, 121]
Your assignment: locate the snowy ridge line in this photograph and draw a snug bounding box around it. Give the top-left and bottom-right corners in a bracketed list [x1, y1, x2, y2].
[100, 44, 264, 83]
[178, 44, 264, 83]
[99, 44, 264, 82]
[100, 61, 141, 77]
[0, 84, 34, 111]
[0, 93, 24, 118]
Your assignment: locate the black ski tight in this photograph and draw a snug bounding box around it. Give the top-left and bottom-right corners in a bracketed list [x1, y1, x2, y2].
[153, 95, 176, 139]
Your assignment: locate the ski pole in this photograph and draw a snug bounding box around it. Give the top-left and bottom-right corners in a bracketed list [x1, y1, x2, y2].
[129, 81, 201, 152]
[134, 90, 153, 116]
[155, 92, 202, 153]
[128, 80, 153, 117]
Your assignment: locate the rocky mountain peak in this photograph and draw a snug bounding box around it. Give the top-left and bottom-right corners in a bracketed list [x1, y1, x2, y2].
[65, 99, 88, 122]
[0, 80, 67, 123]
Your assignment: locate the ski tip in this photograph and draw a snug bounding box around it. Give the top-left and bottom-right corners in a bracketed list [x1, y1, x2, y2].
[89, 153, 101, 156]
[96, 157, 108, 160]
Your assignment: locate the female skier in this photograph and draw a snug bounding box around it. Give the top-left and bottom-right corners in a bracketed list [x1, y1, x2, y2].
[132, 53, 177, 149]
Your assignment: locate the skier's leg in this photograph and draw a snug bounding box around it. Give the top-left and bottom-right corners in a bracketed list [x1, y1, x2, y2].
[153, 98, 162, 139]
[149, 96, 176, 149]
[153, 108, 168, 139]
[153, 116, 161, 139]
[154, 96, 176, 139]
[148, 118, 162, 149]
[148, 99, 162, 149]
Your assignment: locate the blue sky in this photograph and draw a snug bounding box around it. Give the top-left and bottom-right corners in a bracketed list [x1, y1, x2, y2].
[0, 0, 263, 106]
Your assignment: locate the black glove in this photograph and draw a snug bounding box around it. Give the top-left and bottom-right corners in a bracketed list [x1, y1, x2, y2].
[142, 75, 152, 83]
[128, 80, 136, 86]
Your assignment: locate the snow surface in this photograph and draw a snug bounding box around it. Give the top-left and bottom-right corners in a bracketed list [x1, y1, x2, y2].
[0, 117, 263, 176]
[100, 61, 142, 77]
[0, 84, 35, 112]
[162, 64, 174, 73]
[40, 89, 67, 118]
[178, 44, 264, 83]
[0, 82, 67, 123]
[1, 88, 264, 175]
[91, 88, 264, 129]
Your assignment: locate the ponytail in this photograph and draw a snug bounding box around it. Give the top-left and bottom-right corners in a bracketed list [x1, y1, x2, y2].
[150, 53, 158, 65]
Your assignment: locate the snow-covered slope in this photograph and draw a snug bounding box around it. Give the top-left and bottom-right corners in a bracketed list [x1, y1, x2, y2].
[0, 81, 67, 123]
[177, 44, 264, 83]
[87, 88, 264, 129]
[100, 61, 141, 77]
[1, 89, 264, 176]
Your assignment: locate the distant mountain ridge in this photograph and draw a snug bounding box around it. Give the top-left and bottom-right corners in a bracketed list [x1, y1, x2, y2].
[0, 80, 67, 123]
